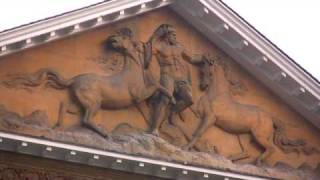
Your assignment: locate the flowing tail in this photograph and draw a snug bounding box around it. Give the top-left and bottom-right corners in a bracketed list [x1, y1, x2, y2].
[273, 119, 320, 155]
[3, 68, 73, 90]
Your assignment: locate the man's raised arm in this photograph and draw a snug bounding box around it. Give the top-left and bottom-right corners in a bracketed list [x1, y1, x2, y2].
[182, 49, 215, 65]
[144, 29, 162, 69]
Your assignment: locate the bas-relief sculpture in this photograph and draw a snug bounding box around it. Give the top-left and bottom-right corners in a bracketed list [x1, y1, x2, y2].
[182, 59, 319, 165]
[4, 28, 176, 138]
[144, 24, 213, 135]
[1, 21, 320, 178]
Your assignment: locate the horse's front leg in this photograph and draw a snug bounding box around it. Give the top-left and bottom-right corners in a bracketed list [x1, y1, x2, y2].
[183, 114, 216, 150]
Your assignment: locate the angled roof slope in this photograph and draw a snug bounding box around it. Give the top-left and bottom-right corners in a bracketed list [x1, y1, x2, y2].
[0, 0, 319, 129]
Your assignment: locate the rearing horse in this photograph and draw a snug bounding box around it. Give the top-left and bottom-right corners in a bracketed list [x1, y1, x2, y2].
[3, 28, 174, 138]
[184, 59, 309, 165]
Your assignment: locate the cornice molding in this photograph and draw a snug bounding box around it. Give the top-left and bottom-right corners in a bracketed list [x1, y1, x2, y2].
[172, 0, 320, 129]
[0, 132, 268, 180]
[207, 0, 320, 97]
[0, 0, 172, 56]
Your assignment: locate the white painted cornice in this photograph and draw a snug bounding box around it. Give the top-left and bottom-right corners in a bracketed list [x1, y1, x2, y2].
[0, 0, 172, 54]
[207, 0, 320, 98]
[172, 0, 320, 129]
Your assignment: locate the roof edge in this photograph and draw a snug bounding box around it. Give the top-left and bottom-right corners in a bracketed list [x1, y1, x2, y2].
[171, 0, 320, 128]
[205, 0, 320, 97]
[218, 0, 320, 85]
[0, 0, 172, 55]
[0, 131, 268, 180]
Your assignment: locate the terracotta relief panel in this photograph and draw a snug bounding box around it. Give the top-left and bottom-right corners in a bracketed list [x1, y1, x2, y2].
[0, 8, 319, 179]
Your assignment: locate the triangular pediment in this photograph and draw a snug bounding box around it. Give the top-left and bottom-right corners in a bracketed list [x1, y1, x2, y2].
[0, 1, 319, 179]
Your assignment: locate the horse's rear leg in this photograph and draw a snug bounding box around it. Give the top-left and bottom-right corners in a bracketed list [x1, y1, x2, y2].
[82, 104, 110, 139]
[229, 135, 250, 161]
[53, 102, 65, 129]
[252, 129, 275, 166]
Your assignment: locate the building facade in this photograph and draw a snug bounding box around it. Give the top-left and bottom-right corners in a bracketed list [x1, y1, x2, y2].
[0, 0, 319, 179]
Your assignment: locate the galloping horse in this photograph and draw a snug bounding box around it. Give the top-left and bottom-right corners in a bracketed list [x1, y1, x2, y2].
[184, 59, 308, 165]
[3, 28, 174, 138]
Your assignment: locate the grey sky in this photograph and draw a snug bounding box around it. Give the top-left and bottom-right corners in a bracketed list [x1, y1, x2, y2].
[222, 0, 320, 80]
[0, 0, 319, 80]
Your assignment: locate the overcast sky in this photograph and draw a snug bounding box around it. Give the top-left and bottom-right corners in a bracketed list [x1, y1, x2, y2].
[0, 0, 319, 80]
[222, 0, 320, 80]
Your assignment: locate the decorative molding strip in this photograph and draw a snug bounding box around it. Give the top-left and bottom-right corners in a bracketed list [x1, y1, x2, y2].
[0, 131, 268, 180]
[171, 0, 320, 129]
[0, 0, 173, 57]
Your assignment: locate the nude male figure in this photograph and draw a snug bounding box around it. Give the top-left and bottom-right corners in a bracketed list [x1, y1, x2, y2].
[145, 24, 211, 135]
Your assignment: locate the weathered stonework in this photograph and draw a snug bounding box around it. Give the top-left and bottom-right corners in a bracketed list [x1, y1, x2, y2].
[0, 8, 319, 180]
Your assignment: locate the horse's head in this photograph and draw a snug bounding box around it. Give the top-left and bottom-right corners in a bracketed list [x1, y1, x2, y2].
[105, 28, 135, 53]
